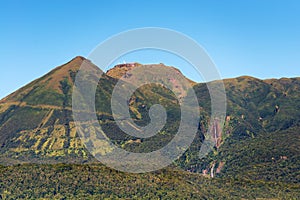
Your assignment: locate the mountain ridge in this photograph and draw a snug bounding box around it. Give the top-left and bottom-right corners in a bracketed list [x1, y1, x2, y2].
[1, 56, 298, 103]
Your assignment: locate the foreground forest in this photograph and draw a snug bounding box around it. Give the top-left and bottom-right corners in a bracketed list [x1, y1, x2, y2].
[0, 163, 299, 199]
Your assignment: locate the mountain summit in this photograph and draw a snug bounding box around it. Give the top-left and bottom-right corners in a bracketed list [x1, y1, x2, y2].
[1, 56, 90, 106]
[0, 56, 93, 164]
[106, 62, 195, 84]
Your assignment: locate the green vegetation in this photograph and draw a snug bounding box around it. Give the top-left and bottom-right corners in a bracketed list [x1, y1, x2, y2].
[218, 126, 300, 183]
[0, 164, 299, 199]
[0, 57, 299, 199]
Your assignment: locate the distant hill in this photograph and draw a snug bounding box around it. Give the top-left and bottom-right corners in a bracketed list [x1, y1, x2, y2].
[0, 56, 299, 199]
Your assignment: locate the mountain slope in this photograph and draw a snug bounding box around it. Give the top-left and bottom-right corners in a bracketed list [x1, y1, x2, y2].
[0, 56, 93, 164]
[0, 56, 299, 198]
[0, 57, 183, 164]
[178, 76, 300, 186]
[1, 56, 86, 106]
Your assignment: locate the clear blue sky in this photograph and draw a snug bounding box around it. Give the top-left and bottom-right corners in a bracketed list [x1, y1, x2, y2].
[1, 0, 300, 99]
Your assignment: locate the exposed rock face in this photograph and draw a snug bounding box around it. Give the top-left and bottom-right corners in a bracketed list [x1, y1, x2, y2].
[106, 63, 196, 101]
[211, 118, 223, 149]
[216, 161, 225, 174]
[106, 63, 142, 79]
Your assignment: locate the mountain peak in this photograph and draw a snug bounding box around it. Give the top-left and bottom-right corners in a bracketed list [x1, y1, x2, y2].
[59, 56, 88, 71]
[72, 55, 86, 61]
[106, 62, 142, 79]
[106, 62, 195, 85]
[0, 56, 94, 105]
